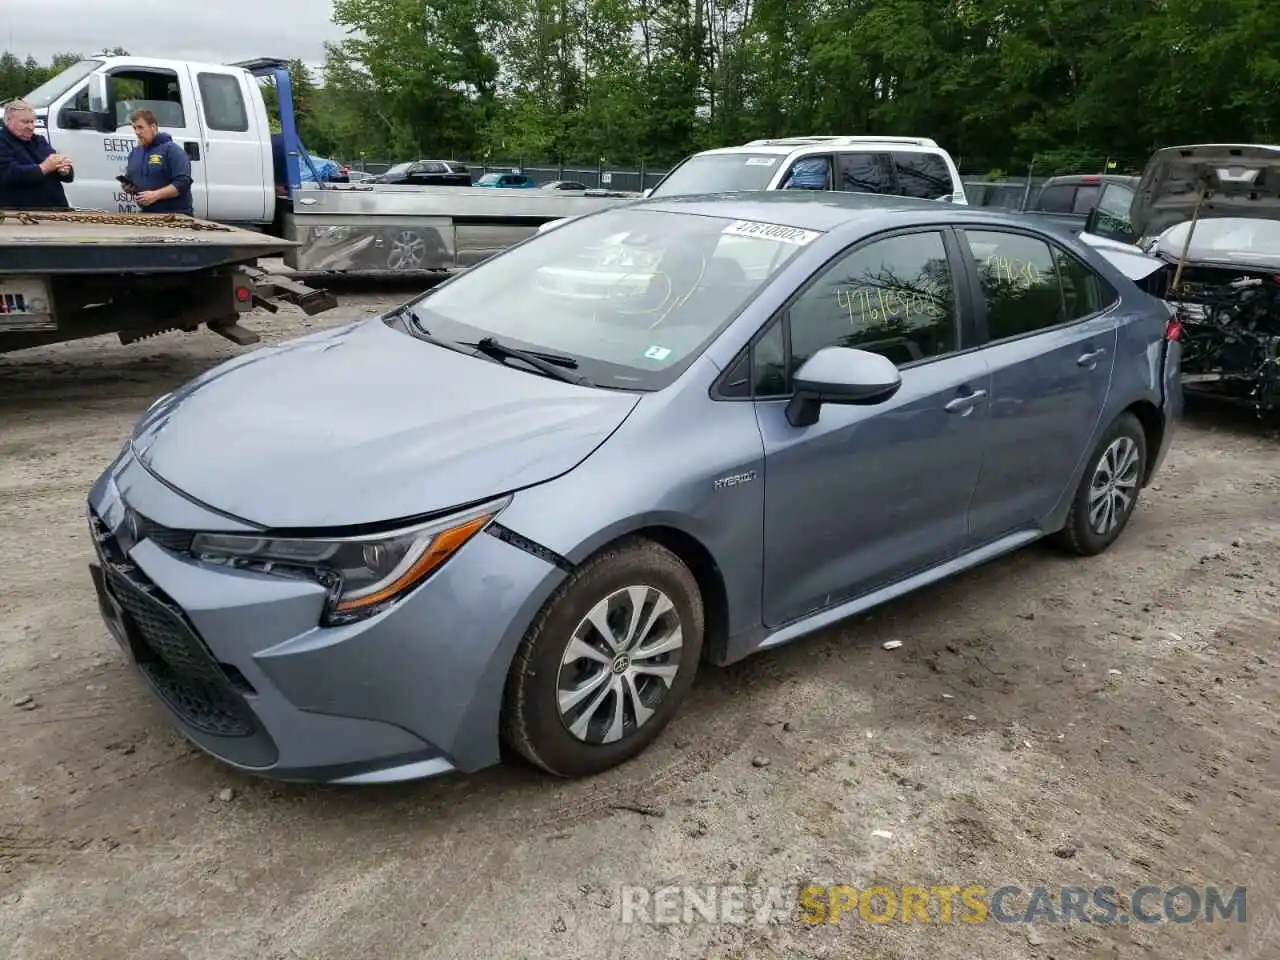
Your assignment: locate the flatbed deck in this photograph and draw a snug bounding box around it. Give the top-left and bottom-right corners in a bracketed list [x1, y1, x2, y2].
[0, 210, 296, 274]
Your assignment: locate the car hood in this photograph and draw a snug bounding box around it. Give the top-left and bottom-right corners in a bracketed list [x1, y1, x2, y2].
[1131, 144, 1280, 238]
[130, 319, 641, 529]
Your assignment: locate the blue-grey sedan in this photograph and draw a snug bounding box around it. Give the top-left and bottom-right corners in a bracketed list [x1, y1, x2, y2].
[86, 192, 1183, 785]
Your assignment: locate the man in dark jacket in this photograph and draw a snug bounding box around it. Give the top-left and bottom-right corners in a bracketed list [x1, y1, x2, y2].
[0, 99, 74, 209]
[123, 108, 193, 215]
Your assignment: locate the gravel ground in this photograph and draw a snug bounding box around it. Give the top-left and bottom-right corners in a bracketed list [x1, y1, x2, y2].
[0, 294, 1277, 960]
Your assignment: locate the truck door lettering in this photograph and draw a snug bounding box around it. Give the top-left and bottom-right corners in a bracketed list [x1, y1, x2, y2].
[103, 137, 136, 162]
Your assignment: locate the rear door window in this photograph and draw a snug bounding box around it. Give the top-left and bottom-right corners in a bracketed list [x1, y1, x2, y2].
[835, 152, 893, 194]
[963, 229, 1064, 340]
[889, 151, 954, 199]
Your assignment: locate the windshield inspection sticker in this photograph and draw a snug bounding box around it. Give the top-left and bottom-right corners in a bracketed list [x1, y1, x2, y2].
[722, 220, 819, 245]
[644, 345, 672, 361]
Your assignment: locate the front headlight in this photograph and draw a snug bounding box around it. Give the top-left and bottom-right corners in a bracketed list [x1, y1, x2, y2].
[191, 497, 509, 624]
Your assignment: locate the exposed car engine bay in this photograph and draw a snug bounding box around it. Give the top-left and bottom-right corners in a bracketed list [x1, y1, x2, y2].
[1079, 144, 1280, 415]
[1162, 265, 1280, 412]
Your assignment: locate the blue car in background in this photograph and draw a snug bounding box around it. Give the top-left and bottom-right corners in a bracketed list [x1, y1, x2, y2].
[300, 155, 344, 183]
[475, 172, 537, 188]
[85, 191, 1181, 786]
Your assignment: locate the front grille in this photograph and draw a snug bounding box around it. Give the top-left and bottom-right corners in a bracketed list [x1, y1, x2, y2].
[134, 514, 194, 553]
[104, 564, 224, 685]
[88, 507, 194, 556]
[103, 562, 258, 738]
[89, 505, 257, 739]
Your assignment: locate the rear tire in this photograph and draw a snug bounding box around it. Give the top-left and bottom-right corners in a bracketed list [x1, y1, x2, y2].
[1051, 412, 1147, 556]
[501, 537, 703, 779]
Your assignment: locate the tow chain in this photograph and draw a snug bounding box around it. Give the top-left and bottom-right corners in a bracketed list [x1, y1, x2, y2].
[0, 209, 231, 231]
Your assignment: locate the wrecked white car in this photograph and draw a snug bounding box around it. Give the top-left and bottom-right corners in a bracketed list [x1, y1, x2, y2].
[1081, 144, 1280, 414]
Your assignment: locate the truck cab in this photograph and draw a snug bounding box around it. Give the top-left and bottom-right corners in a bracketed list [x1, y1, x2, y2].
[1026, 174, 1139, 232]
[23, 55, 275, 225]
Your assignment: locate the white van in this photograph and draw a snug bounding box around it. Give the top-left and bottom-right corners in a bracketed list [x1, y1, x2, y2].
[648, 135, 968, 203]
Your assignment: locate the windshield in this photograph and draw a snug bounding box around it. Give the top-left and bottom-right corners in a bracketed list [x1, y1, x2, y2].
[404, 207, 819, 390]
[22, 58, 102, 108]
[1156, 218, 1280, 263]
[382, 163, 412, 178]
[648, 153, 782, 198]
[476, 173, 501, 184]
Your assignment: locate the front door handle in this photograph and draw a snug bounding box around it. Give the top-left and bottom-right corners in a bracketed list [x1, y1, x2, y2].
[1077, 348, 1107, 367]
[945, 388, 988, 414]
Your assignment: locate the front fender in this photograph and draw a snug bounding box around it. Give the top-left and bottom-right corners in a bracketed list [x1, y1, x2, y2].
[497, 378, 766, 642]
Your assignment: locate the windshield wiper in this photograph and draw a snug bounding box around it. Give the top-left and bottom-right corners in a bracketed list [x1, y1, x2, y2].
[385, 302, 432, 335]
[388, 304, 469, 352]
[459, 337, 591, 385]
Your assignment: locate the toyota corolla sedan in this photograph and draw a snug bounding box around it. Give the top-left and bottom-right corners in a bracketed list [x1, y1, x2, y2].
[86, 192, 1183, 785]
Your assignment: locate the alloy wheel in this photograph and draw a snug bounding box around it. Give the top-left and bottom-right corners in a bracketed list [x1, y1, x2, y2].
[1088, 436, 1141, 536]
[556, 585, 684, 744]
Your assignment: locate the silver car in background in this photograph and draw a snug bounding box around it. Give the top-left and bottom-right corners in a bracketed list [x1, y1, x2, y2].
[87, 192, 1182, 785]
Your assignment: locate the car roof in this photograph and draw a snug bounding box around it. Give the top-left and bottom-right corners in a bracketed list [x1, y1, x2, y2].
[694, 140, 945, 159]
[636, 190, 1045, 233]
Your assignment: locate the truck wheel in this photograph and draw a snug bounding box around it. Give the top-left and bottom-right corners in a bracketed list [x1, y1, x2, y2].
[501, 537, 703, 779]
[1051, 412, 1147, 556]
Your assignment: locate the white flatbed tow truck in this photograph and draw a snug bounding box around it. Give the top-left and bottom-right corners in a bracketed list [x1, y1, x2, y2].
[0, 209, 335, 354]
[21, 55, 640, 277]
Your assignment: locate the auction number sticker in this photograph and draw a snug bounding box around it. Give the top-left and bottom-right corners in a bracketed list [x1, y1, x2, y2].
[744, 157, 778, 166]
[722, 220, 819, 245]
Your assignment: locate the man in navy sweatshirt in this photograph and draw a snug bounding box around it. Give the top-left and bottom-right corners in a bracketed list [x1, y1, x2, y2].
[123, 108, 194, 215]
[0, 99, 75, 209]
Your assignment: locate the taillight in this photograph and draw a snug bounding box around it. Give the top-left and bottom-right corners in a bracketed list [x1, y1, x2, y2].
[1165, 318, 1183, 341]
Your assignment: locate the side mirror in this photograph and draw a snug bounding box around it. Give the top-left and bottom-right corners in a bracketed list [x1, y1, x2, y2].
[57, 107, 113, 132]
[1084, 206, 1099, 234]
[785, 347, 903, 427]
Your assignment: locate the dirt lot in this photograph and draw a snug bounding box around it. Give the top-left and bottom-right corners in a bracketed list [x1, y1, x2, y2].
[1, 295, 1277, 960]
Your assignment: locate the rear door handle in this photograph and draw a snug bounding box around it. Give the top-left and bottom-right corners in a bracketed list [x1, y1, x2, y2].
[1077, 348, 1107, 367]
[945, 388, 988, 414]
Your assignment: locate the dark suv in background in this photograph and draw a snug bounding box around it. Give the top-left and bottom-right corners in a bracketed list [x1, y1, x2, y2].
[369, 160, 472, 187]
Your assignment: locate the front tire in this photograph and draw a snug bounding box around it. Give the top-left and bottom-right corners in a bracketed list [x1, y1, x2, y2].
[1051, 412, 1147, 556]
[501, 537, 704, 778]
